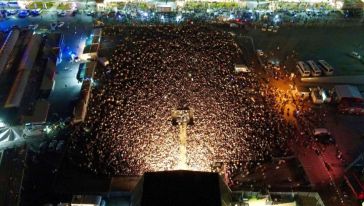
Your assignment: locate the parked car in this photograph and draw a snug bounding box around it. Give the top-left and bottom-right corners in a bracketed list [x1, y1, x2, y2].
[7, 10, 18, 16]
[30, 9, 41, 16]
[261, 24, 267, 31]
[18, 10, 29, 18]
[1, 10, 8, 17]
[267, 25, 273, 32]
[50, 22, 57, 31]
[273, 25, 279, 33]
[27, 24, 39, 30]
[57, 21, 65, 28]
[57, 11, 66, 17]
[350, 51, 362, 60]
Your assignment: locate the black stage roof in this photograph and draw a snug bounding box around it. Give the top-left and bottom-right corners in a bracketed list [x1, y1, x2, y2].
[139, 170, 222, 206]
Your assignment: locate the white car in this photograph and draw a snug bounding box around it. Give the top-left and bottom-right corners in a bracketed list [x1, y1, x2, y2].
[273, 25, 279, 33]
[261, 24, 267, 31]
[86, 10, 95, 16]
[350, 51, 362, 60]
[30, 9, 42, 16]
[268, 25, 273, 32]
[27, 24, 38, 30]
[57, 11, 66, 17]
[57, 21, 65, 28]
[50, 23, 57, 31]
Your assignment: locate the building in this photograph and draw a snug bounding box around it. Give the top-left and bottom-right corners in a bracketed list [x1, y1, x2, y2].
[0, 29, 20, 76]
[17, 34, 42, 72]
[132, 170, 231, 206]
[40, 59, 56, 98]
[44, 32, 64, 65]
[48, 170, 326, 206]
[73, 80, 92, 123]
[4, 34, 42, 108]
[85, 61, 97, 80]
[82, 29, 102, 61]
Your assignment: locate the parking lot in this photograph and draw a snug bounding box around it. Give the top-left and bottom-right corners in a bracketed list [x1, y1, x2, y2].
[250, 25, 364, 76]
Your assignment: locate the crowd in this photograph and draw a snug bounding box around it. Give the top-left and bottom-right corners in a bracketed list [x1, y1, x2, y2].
[68, 25, 295, 179]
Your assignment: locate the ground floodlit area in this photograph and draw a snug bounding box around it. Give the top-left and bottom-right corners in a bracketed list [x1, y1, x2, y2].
[68, 25, 294, 178]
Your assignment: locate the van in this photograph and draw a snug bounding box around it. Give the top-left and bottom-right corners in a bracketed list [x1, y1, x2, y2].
[307, 60, 322, 77]
[296, 61, 310, 77]
[317, 60, 334, 76]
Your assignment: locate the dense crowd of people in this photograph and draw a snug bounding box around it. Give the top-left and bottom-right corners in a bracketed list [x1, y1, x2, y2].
[68, 25, 294, 178]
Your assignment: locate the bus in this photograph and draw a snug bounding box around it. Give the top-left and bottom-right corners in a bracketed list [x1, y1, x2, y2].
[296, 61, 311, 77]
[307, 60, 322, 77]
[317, 60, 334, 76]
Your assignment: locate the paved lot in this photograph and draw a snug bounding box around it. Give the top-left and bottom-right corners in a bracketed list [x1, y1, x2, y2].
[249, 25, 364, 76]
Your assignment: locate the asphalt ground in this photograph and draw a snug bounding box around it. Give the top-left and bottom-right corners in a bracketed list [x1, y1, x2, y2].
[249, 25, 364, 76]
